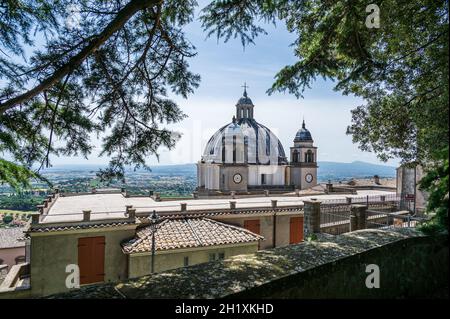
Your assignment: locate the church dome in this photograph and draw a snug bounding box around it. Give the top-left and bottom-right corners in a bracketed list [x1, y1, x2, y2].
[202, 90, 287, 165]
[294, 120, 313, 142]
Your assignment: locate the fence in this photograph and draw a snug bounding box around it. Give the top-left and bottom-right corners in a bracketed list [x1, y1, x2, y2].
[366, 210, 423, 230]
[314, 194, 426, 235]
[319, 194, 402, 235]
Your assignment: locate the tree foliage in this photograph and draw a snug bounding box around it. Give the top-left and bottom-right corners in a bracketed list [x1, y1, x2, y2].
[418, 147, 449, 234]
[1, 0, 199, 185]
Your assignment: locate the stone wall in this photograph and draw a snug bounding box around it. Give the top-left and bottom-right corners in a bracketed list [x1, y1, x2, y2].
[46, 228, 448, 299]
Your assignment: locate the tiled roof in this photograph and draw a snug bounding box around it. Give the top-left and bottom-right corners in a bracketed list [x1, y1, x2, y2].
[137, 206, 303, 222]
[122, 217, 263, 254]
[28, 220, 136, 233]
[0, 227, 26, 249]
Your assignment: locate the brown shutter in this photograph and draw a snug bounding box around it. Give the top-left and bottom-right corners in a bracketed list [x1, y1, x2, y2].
[244, 219, 260, 234]
[289, 216, 304, 244]
[78, 236, 105, 285]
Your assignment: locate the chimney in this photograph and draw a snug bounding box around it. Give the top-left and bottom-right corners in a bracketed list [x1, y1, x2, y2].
[82, 210, 91, 222]
[36, 205, 44, 214]
[127, 208, 136, 219]
[31, 213, 40, 225]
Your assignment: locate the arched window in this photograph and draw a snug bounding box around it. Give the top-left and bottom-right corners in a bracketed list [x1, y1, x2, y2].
[232, 135, 237, 163]
[293, 150, 299, 163]
[265, 132, 271, 156]
[221, 136, 225, 162]
[244, 136, 248, 163]
[305, 150, 313, 163]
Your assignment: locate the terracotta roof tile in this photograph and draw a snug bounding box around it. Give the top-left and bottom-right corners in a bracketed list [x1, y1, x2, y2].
[28, 220, 135, 233]
[122, 217, 263, 253]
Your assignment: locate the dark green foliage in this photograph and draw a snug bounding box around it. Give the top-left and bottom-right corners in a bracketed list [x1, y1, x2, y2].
[418, 147, 449, 234]
[1, 0, 199, 186]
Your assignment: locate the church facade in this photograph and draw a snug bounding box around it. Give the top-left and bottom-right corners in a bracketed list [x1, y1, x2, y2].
[197, 88, 318, 194]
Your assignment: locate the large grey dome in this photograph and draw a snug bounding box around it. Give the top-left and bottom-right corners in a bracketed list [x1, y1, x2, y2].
[202, 118, 287, 165]
[202, 90, 287, 165]
[294, 120, 313, 142]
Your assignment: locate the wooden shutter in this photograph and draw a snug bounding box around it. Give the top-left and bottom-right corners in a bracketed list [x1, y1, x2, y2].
[289, 216, 304, 244]
[78, 236, 105, 285]
[244, 219, 260, 234]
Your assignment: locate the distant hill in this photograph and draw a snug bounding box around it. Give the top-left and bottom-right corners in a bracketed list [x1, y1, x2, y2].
[42, 161, 396, 181]
[317, 161, 396, 182]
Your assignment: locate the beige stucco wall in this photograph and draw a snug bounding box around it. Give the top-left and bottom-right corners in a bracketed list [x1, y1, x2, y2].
[0, 247, 25, 270]
[212, 213, 302, 250]
[28, 225, 137, 297]
[128, 243, 258, 278]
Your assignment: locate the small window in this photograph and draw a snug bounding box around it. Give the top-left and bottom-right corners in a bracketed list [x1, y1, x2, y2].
[0, 258, 4, 265]
[15, 256, 26, 264]
[183, 256, 189, 267]
[218, 253, 225, 260]
[209, 253, 216, 262]
[261, 174, 266, 185]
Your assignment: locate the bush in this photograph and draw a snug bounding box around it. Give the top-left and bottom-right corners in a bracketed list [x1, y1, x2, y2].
[2, 214, 13, 224]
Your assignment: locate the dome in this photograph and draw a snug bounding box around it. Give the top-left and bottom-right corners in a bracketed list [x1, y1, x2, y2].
[202, 88, 287, 165]
[294, 120, 313, 142]
[202, 117, 287, 165]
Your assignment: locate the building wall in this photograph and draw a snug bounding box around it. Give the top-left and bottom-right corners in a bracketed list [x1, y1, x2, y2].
[290, 166, 317, 189]
[220, 165, 248, 191]
[29, 226, 136, 297]
[212, 213, 302, 250]
[0, 247, 25, 270]
[128, 243, 258, 278]
[396, 165, 428, 212]
[247, 165, 286, 186]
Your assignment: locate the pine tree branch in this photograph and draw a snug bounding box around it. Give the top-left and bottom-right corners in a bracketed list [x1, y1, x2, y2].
[0, 0, 162, 114]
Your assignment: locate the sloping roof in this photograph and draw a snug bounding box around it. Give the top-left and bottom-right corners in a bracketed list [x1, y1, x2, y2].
[0, 227, 26, 249]
[122, 217, 263, 254]
[28, 220, 136, 233]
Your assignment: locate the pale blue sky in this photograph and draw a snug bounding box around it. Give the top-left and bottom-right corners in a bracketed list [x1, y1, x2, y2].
[39, 3, 399, 167]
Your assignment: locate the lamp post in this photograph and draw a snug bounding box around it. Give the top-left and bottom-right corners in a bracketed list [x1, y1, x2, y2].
[150, 210, 160, 274]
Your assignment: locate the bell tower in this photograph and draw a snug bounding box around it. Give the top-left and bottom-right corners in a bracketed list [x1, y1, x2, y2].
[289, 119, 318, 189]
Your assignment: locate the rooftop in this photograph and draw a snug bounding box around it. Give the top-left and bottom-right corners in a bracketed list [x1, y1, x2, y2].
[37, 189, 395, 225]
[0, 228, 26, 249]
[122, 217, 263, 253]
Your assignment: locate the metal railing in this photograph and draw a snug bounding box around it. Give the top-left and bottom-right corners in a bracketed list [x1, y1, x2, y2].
[320, 205, 352, 235]
[366, 210, 426, 230]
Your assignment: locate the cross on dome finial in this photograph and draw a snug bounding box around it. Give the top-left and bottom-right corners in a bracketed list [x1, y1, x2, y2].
[302, 117, 306, 129]
[242, 82, 249, 97]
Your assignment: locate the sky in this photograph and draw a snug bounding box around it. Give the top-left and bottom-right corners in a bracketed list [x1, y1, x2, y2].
[25, 2, 400, 168]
